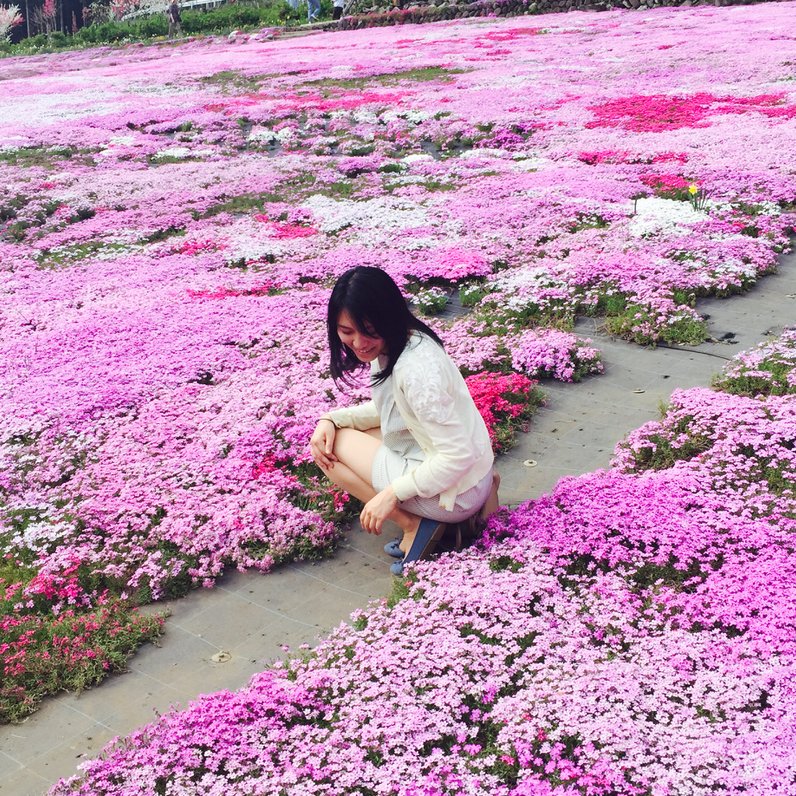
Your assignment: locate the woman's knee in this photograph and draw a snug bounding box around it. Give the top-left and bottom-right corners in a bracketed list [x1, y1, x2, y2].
[332, 428, 381, 483]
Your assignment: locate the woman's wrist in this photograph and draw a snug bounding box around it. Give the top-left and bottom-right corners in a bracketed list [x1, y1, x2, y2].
[319, 416, 337, 428]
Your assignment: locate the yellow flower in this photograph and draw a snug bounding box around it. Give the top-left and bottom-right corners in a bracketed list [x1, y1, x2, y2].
[688, 184, 699, 195]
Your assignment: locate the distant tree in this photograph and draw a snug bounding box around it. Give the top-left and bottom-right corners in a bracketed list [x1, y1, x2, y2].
[30, 0, 56, 32]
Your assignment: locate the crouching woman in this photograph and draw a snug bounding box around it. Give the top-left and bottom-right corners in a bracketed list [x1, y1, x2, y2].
[310, 266, 498, 575]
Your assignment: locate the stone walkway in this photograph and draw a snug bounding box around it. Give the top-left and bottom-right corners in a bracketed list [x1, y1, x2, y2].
[2, 252, 794, 796]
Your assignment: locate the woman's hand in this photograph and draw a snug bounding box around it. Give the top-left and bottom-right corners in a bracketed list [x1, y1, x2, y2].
[310, 418, 338, 471]
[360, 486, 398, 535]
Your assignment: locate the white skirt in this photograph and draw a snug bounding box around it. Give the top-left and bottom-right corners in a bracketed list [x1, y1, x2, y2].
[372, 447, 493, 522]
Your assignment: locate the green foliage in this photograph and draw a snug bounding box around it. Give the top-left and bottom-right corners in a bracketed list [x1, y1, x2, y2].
[712, 362, 795, 397]
[141, 225, 186, 243]
[713, 370, 793, 398]
[201, 70, 276, 93]
[5, 1, 300, 54]
[414, 287, 450, 316]
[200, 192, 275, 218]
[352, 615, 368, 631]
[491, 385, 546, 455]
[586, 289, 628, 317]
[603, 303, 708, 346]
[36, 241, 136, 270]
[459, 282, 489, 307]
[631, 557, 705, 590]
[322, 180, 356, 199]
[0, 556, 35, 594]
[308, 66, 467, 91]
[0, 598, 164, 724]
[619, 419, 714, 472]
[488, 555, 524, 573]
[386, 572, 416, 607]
[422, 179, 457, 192]
[0, 145, 95, 168]
[567, 212, 610, 234]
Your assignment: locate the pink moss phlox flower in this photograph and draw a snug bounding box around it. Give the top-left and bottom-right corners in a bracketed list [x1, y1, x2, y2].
[508, 328, 603, 382]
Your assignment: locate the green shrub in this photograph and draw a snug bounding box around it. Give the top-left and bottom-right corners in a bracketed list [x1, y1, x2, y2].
[4, 0, 314, 54]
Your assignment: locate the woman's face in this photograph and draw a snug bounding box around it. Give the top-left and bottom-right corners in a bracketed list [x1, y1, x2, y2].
[336, 310, 386, 362]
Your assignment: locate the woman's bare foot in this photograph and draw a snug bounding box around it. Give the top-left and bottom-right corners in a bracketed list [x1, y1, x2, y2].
[397, 515, 423, 554]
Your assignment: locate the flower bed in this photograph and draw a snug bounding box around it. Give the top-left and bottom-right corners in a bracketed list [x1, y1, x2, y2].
[464, 371, 544, 452]
[2, 3, 796, 715]
[0, 591, 163, 724]
[711, 327, 796, 397]
[51, 331, 796, 794]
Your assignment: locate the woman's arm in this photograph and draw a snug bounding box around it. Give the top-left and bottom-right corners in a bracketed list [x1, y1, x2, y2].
[323, 400, 380, 431]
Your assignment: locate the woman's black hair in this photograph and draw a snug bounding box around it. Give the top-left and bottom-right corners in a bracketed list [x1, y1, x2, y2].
[327, 266, 444, 386]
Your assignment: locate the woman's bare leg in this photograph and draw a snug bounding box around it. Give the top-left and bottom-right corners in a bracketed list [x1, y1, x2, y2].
[323, 428, 421, 537]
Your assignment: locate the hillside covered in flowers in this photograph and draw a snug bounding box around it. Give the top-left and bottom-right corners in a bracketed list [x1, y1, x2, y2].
[1, 2, 795, 722]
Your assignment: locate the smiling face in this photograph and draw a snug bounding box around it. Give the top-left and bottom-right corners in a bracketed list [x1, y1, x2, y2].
[336, 309, 386, 363]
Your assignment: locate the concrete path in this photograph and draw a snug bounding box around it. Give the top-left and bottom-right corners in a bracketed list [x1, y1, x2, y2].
[2, 252, 794, 796]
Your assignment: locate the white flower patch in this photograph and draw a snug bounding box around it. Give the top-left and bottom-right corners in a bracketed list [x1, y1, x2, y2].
[131, 80, 196, 96]
[401, 234, 442, 251]
[491, 266, 573, 312]
[248, 126, 295, 144]
[303, 194, 428, 237]
[513, 156, 550, 170]
[711, 199, 782, 218]
[630, 197, 707, 238]
[11, 519, 73, 553]
[386, 175, 429, 185]
[154, 146, 215, 160]
[352, 110, 381, 125]
[221, 220, 290, 263]
[459, 147, 510, 160]
[401, 153, 435, 165]
[689, 257, 758, 291]
[153, 146, 192, 160]
[381, 109, 431, 125]
[44, 95, 121, 123]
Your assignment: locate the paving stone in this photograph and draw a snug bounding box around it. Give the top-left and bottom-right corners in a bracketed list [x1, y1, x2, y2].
[0, 703, 98, 765]
[0, 750, 23, 779]
[0, 764, 51, 796]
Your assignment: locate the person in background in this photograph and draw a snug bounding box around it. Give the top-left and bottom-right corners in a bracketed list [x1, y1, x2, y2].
[307, 0, 321, 23]
[167, 0, 182, 38]
[332, 0, 345, 20]
[310, 266, 500, 576]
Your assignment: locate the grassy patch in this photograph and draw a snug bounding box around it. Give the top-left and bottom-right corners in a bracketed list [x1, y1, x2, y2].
[200, 173, 321, 217]
[307, 66, 468, 91]
[35, 238, 119, 270]
[200, 70, 278, 93]
[621, 426, 713, 473]
[0, 146, 96, 169]
[199, 193, 277, 218]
